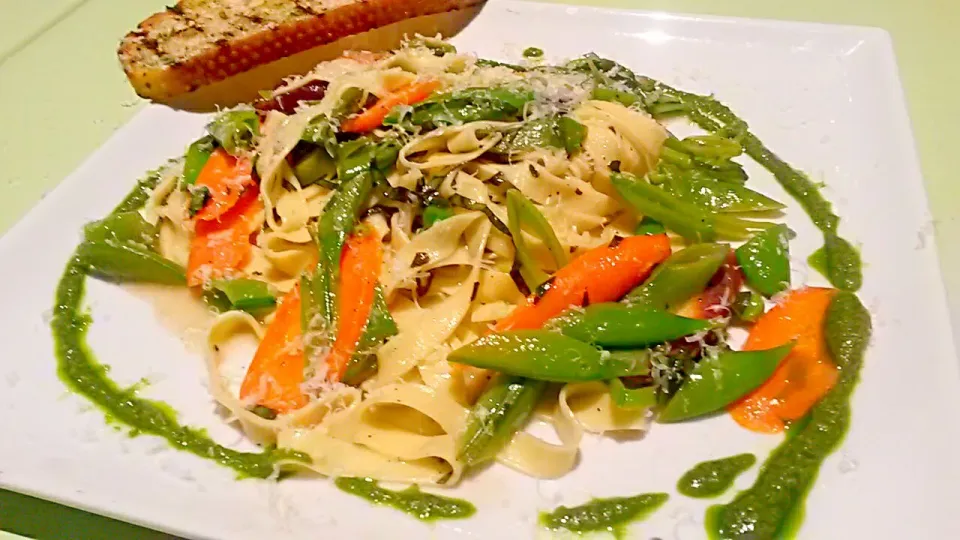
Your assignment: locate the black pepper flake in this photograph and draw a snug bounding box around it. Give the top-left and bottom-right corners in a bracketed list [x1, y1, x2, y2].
[609, 160, 622, 172]
[534, 276, 556, 301]
[528, 164, 539, 178]
[575, 188, 583, 195]
[411, 252, 430, 267]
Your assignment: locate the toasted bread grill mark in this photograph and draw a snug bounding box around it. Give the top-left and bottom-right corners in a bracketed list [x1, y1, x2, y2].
[118, 0, 485, 100]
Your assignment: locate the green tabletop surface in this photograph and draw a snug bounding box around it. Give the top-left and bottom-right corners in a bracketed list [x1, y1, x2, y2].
[1, 0, 957, 537]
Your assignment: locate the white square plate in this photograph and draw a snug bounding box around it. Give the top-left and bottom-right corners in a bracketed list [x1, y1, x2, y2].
[2, 1, 959, 538]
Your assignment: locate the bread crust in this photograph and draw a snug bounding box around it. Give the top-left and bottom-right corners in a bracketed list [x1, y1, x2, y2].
[118, 0, 485, 100]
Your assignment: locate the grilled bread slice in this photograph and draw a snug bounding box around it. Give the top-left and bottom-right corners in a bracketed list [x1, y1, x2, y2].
[118, 0, 486, 101]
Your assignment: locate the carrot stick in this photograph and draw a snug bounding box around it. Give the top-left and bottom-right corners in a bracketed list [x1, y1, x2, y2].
[340, 80, 441, 133]
[187, 183, 262, 287]
[239, 285, 308, 414]
[494, 234, 673, 332]
[193, 148, 255, 222]
[324, 231, 383, 382]
[459, 234, 672, 400]
[728, 287, 839, 433]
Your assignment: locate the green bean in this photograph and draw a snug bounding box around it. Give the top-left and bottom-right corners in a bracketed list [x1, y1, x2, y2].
[546, 304, 710, 348]
[448, 331, 650, 382]
[458, 376, 546, 467]
[625, 243, 728, 310]
[658, 343, 794, 423]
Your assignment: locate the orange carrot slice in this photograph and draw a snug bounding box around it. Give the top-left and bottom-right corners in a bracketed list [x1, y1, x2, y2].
[187, 184, 262, 287]
[494, 234, 672, 332]
[728, 287, 839, 433]
[193, 148, 254, 222]
[340, 80, 441, 133]
[239, 285, 308, 413]
[324, 231, 383, 382]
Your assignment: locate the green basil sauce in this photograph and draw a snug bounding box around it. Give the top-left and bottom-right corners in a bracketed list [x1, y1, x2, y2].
[677, 453, 756, 498]
[540, 493, 668, 538]
[334, 477, 475, 521]
[51, 170, 308, 478]
[706, 292, 871, 539]
[669, 88, 863, 292]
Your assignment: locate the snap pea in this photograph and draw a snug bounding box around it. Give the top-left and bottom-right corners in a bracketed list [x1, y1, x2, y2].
[674, 134, 743, 161]
[506, 189, 567, 289]
[635, 216, 665, 236]
[732, 291, 765, 323]
[82, 211, 158, 248]
[293, 147, 337, 187]
[662, 167, 785, 213]
[209, 279, 276, 313]
[448, 331, 650, 382]
[336, 137, 400, 182]
[182, 135, 216, 186]
[389, 87, 534, 130]
[625, 243, 728, 311]
[496, 116, 586, 155]
[612, 173, 770, 242]
[494, 116, 563, 154]
[658, 343, 794, 423]
[75, 241, 186, 285]
[591, 86, 640, 107]
[546, 303, 710, 348]
[735, 224, 793, 297]
[207, 110, 259, 154]
[341, 285, 398, 386]
[187, 185, 210, 217]
[559, 116, 586, 154]
[458, 376, 546, 467]
[422, 202, 455, 228]
[608, 378, 657, 410]
[302, 149, 380, 361]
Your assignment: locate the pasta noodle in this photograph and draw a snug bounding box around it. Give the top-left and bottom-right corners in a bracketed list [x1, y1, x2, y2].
[147, 40, 671, 487]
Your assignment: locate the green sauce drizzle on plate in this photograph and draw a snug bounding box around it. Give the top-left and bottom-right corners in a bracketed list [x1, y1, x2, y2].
[334, 477, 476, 522]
